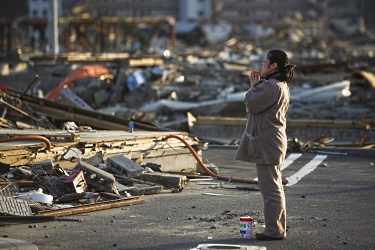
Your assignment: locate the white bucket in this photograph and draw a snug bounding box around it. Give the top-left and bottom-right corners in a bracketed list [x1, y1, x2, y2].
[240, 216, 253, 239]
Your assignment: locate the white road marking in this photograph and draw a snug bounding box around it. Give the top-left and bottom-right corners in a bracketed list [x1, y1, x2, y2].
[254, 153, 302, 181]
[286, 154, 327, 186]
[281, 153, 302, 171]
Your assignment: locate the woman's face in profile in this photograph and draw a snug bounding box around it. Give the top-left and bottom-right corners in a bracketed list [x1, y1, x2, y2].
[260, 57, 273, 77]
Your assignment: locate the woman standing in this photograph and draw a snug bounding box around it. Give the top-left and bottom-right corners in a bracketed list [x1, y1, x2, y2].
[235, 49, 296, 240]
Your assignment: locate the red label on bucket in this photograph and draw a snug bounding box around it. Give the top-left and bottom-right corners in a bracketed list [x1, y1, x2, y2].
[240, 217, 253, 222]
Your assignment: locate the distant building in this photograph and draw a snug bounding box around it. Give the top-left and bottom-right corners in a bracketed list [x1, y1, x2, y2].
[27, 0, 63, 53]
[89, 0, 179, 18]
[1, 0, 373, 53]
[85, 0, 315, 24]
[80, 0, 374, 33]
[29, 0, 50, 18]
[28, 0, 63, 18]
[179, 0, 211, 22]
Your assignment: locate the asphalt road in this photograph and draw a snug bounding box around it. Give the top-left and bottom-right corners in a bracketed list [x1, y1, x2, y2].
[1, 146, 375, 250]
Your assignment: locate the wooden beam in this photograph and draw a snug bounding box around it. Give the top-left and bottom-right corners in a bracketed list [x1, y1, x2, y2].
[35, 196, 145, 217]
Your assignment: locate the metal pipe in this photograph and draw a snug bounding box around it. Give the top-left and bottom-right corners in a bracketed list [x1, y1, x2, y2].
[163, 134, 261, 184]
[0, 135, 51, 150]
[20, 74, 39, 99]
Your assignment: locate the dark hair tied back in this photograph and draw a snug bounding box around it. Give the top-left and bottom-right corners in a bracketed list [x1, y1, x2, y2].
[267, 49, 296, 83]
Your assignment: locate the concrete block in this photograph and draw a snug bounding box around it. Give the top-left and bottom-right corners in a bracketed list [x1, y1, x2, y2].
[139, 172, 187, 190]
[107, 155, 144, 177]
[83, 151, 105, 167]
[137, 148, 199, 174]
[30, 159, 54, 175]
[77, 160, 118, 194]
[127, 185, 163, 196]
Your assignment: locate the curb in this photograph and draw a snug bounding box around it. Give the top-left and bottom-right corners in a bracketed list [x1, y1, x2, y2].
[310, 147, 375, 158]
[207, 145, 375, 158]
[0, 237, 38, 250]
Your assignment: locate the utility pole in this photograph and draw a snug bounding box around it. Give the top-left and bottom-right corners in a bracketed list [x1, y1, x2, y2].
[48, 0, 59, 55]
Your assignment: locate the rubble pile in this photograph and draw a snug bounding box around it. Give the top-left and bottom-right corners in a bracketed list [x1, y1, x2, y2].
[0, 37, 374, 146]
[1, 23, 375, 129]
[0, 15, 375, 220]
[5, 47, 373, 129]
[0, 89, 204, 218]
[0, 130, 199, 219]
[0, 90, 57, 130]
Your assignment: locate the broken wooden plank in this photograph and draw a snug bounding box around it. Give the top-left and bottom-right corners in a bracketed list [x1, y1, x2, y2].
[6, 88, 159, 131]
[129, 57, 164, 67]
[0, 215, 82, 223]
[0, 97, 41, 123]
[35, 196, 145, 217]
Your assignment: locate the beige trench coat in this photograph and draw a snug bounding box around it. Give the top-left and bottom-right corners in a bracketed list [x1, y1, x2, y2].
[235, 76, 289, 165]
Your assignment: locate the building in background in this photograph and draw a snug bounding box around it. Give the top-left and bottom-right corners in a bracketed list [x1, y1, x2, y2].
[29, 0, 50, 18]
[76, 0, 374, 41]
[28, 0, 63, 53]
[0, 0, 374, 54]
[179, 0, 211, 22]
[89, 0, 178, 18]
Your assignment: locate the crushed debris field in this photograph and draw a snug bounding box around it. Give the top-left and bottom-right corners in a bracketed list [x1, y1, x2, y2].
[0, 3, 374, 249]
